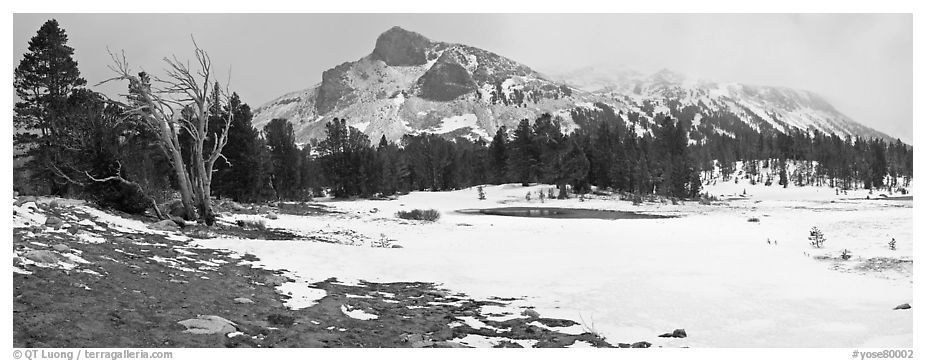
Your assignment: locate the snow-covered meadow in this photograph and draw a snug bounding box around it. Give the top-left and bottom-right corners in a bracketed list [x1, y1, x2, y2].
[197, 181, 913, 347]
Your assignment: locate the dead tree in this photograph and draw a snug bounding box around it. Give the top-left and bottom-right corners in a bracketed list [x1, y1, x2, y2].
[100, 40, 233, 225]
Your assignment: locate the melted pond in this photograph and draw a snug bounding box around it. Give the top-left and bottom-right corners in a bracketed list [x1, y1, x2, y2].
[457, 207, 674, 220]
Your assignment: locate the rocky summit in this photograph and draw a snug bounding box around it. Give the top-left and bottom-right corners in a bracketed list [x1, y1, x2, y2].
[253, 27, 896, 144]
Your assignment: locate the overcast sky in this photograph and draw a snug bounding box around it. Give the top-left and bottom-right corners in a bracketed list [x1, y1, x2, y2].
[13, 13, 912, 143]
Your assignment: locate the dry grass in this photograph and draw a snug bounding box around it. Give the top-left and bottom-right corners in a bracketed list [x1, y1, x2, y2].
[396, 209, 441, 222]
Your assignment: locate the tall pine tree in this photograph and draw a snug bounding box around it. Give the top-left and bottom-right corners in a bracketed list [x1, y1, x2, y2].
[14, 19, 87, 195]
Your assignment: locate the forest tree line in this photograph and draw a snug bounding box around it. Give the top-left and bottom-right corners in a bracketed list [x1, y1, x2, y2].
[14, 20, 914, 218]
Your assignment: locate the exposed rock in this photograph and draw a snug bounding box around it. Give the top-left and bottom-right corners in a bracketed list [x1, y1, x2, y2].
[51, 244, 70, 253]
[315, 61, 357, 115]
[185, 229, 215, 239]
[169, 216, 186, 228]
[45, 216, 64, 228]
[24, 250, 59, 264]
[433, 341, 468, 348]
[14, 195, 37, 206]
[521, 309, 540, 318]
[266, 314, 295, 327]
[416, 50, 477, 101]
[263, 274, 289, 287]
[618, 341, 652, 348]
[149, 220, 180, 231]
[177, 315, 237, 335]
[894, 303, 911, 310]
[659, 328, 687, 338]
[402, 333, 432, 348]
[371, 26, 431, 66]
[234, 297, 254, 304]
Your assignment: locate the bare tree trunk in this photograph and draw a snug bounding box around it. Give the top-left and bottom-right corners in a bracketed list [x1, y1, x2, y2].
[157, 113, 197, 220]
[102, 42, 232, 226]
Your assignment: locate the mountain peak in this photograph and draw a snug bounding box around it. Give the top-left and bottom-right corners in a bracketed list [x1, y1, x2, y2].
[370, 26, 432, 66]
[253, 29, 894, 144]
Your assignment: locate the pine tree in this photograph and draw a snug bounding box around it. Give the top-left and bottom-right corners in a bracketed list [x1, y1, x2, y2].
[531, 113, 565, 184]
[211, 93, 266, 202]
[14, 19, 87, 195]
[808, 226, 826, 248]
[318, 118, 373, 197]
[488, 126, 510, 184]
[556, 139, 591, 199]
[509, 119, 537, 186]
[264, 118, 302, 199]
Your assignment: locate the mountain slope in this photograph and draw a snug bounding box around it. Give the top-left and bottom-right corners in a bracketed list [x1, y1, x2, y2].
[253, 27, 898, 144]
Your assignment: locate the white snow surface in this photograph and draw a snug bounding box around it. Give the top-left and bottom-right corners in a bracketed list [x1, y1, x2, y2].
[340, 304, 379, 320]
[194, 182, 911, 347]
[429, 113, 489, 139]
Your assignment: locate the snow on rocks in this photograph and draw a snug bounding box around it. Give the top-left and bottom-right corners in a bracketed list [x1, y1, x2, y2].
[23, 250, 59, 264]
[51, 244, 70, 252]
[16, 247, 91, 272]
[448, 334, 538, 348]
[340, 304, 379, 320]
[528, 321, 585, 335]
[177, 315, 237, 335]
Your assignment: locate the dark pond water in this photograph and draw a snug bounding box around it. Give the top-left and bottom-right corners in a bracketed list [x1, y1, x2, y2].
[457, 207, 674, 220]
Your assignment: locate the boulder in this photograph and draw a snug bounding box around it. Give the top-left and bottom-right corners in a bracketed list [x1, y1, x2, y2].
[894, 303, 911, 310]
[169, 216, 187, 228]
[632, 341, 652, 348]
[45, 216, 64, 228]
[521, 309, 540, 318]
[266, 314, 295, 327]
[14, 195, 37, 207]
[52, 244, 70, 253]
[402, 334, 432, 348]
[24, 250, 59, 264]
[234, 297, 254, 304]
[66, 226, 80, 235]
[177, 315, 237, 335]
[265, 212, 278, 220]
[186, 229, 215, 239]
[618, 341, 652, 348]
[149, 220, 180, 231]
[658, 328, 687, 338]
[433, 341, 468, 348]
[263, 274, 289, 287]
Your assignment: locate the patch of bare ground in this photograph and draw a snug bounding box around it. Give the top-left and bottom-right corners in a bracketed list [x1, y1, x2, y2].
[13, 198, 627, 348]
[814, 255, 912, 279]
